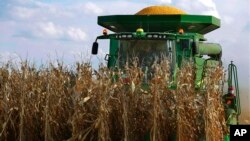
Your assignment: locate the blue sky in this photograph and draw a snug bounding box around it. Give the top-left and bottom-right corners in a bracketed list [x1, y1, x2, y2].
[0, 0, 250, 113]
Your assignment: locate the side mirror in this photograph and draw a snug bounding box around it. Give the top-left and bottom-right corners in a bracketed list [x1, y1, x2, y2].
[92, 42, 98, 55]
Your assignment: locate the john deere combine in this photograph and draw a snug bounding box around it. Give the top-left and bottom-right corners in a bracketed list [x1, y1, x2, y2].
[92, 6, 240, 141]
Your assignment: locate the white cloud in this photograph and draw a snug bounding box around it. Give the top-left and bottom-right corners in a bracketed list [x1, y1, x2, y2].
[8, 0, 74, 21]
[1, 1, 90, 43]
[11, 6, 35, 19]
[95, 1, 148, 15]
[38, 22, 64, 38]
[67, 27, 87, 42]
[222, 15, 234, 25]
[156, 0, 172, 4]
[198, 0, 216, 9]
[83, 2, 103, 15]
[198, 0, 220, 18]
[41, 4, 74, 18]
[15, 0, 34, 4]
[174, 0, 220, 18]
[34, 22, 87, 42]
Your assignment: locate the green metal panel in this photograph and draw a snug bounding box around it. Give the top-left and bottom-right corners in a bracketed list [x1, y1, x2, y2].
[107, 39, 119, 68]
[195, 57, 205, 88]
[197, 43, 222, 55]
[98, 15, 220, 34]
[176, 40, 183, 67]
[194, 57, 221, 88]
[224, 135, 230, 141]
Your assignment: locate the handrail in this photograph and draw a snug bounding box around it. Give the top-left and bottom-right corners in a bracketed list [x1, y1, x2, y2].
[228, 61, 241, 123]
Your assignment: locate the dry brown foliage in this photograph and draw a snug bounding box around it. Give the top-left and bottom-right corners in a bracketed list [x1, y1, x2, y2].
[0, 59, 226, 141]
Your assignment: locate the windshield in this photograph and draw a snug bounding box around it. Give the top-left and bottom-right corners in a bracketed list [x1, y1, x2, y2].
[117, 40, 175, 80]
[118, 40, 175, 67]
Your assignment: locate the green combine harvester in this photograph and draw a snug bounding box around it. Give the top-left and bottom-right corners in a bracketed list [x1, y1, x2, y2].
[91, 6, 241, 141]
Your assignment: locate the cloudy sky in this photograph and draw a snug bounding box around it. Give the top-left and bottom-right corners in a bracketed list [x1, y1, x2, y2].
[0, 0, 249, 113]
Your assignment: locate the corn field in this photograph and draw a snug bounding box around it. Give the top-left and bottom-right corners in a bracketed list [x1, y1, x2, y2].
[0, 59, 227, 141]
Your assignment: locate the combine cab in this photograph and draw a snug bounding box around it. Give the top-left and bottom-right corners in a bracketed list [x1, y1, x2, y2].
[92, 6, 241, 141]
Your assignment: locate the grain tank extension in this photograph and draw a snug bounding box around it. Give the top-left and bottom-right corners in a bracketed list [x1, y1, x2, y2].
[92, 6, 241, 141]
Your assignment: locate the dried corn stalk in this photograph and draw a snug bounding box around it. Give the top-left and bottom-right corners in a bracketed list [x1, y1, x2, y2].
[0, 59, 226, 141]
